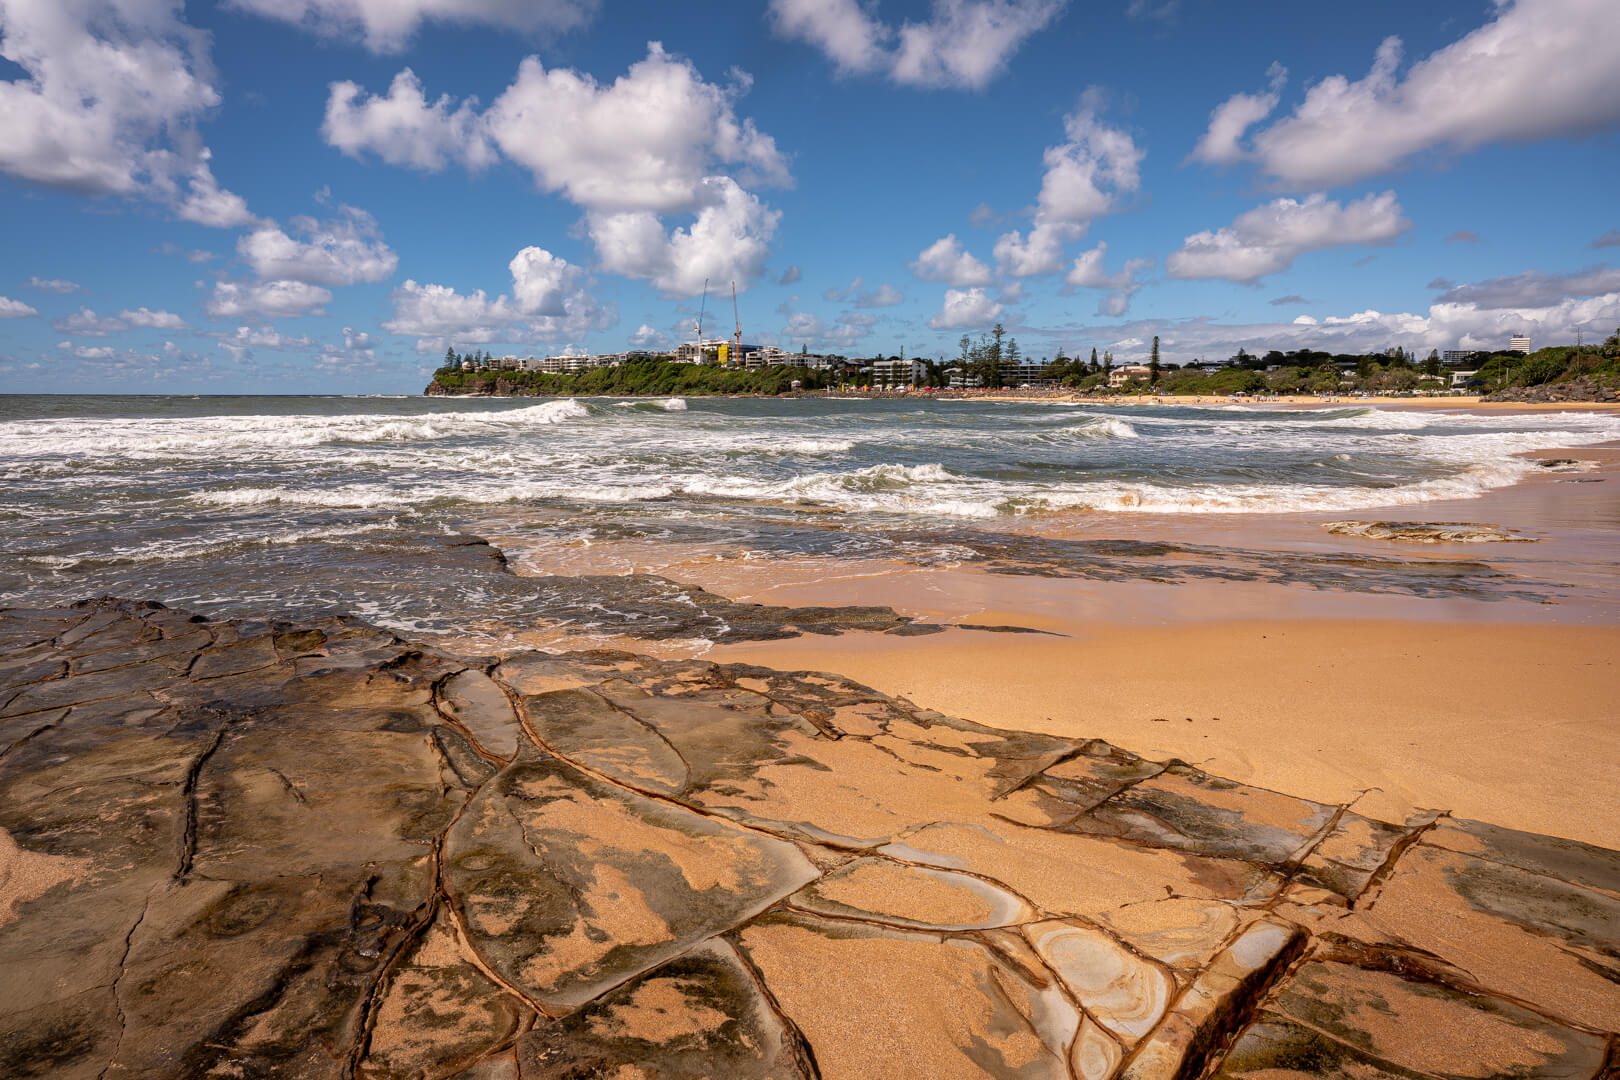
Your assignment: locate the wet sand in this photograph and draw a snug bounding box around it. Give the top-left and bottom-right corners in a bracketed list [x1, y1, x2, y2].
[696, 436, 1620, 849]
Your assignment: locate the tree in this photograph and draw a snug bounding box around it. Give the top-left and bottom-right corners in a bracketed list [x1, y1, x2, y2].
[1423, 350, 1441, 377]
[444, 346, 457, 370]
[1005, 338, 1021, 377]
[1149, 335, 1161, 384]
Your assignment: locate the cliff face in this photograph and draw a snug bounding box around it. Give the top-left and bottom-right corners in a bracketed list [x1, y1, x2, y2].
[1484, 375, 1620, 403]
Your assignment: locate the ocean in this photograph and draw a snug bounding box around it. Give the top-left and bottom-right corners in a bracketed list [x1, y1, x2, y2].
[4, 394, 1617, 646]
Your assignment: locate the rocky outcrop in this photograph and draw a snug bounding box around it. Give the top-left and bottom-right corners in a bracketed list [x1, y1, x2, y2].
[1484, 375, 1620, 403]
[2, 599, 1616, 1079]
[1322, 520, 1535, 543]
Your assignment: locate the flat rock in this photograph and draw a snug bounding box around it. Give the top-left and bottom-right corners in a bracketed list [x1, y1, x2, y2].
[0, 598, 1615, 1080]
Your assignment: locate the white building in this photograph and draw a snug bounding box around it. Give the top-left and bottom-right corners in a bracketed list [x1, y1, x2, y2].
[945, 366, 981, 389]
[1108, 364, 1152, 387]
[1442, 349, 1473, 365]
[1509, 334, 1532, 354]
[871, 358, 927, 387]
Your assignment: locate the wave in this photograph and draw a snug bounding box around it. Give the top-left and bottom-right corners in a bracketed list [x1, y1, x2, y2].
[0, 398, 595, 459]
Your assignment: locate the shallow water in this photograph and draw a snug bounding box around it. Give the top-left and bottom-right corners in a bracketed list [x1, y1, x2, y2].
[3, 394, 1616, 641]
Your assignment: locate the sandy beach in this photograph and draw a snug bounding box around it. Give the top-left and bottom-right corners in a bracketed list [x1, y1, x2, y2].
[684, 408, 1620, 849]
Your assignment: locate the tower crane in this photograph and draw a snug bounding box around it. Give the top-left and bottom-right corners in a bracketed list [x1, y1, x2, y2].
[731, 281, 742, 366]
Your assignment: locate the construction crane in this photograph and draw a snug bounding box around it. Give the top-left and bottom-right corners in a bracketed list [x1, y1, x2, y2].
[694, 278, 708, 358]
[731, 281, 742, 366]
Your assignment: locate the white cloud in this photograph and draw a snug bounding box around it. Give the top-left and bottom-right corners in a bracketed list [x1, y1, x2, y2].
[1187, 62, 1286, 167]
[995, 92, 1143, 277]
[1064, 243, 1153, 316]
[629, 323, 670, 347]
[1201, 0, 1620, 188]
[120, 307, 187, 330]
[323, 69, 498, 171]
[24, 276, 79, 293]
[928, 286, 1004, 329]
[52, 307, 125, 335]
[768, 0, 1065, 90]
[1433, 265, 1620, 309]
[1166, 192, 1410, 284]
[382, 246, 611, 351]
[485, 44, 789, 213]
[0, 296, 39, 318]
[0, 0, 253, 224]
[324, 44, 788, 295]
[383, 280, 513, 344]
[912, 234, 993, 286]
[588, 177, 780, 297]
[205, 280, 333, 320]
[214, 324, 315, 362]
[226, 0, 597, 53]
[237, 206, 398, 287]
[856, 283, 905, 308]
[777, 265, 802, 285]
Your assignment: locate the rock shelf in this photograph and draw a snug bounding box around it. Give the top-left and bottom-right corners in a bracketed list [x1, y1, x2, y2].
[1, 599, 1616, 1079]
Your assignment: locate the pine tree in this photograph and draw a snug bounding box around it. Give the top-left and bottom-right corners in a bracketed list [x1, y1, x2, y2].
[1149, 335, 1161, 384]
[444, 346, 457, 370]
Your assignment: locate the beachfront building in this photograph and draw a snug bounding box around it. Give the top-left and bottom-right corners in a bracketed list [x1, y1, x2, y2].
[1108, 364, 1152, 387]
[1509, 334, 1532, 354]
[945, 366, 981, 389]
[998, 359, 1046, 386]
[871, 358, 927, 387]
[1442, 349, 1474, 365]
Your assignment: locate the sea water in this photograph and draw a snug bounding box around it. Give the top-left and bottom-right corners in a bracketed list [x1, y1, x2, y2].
[3, 394, 1616, 638]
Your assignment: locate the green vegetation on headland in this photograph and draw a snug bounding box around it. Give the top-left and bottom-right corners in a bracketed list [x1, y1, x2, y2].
[426, 359, 840, 397]
[424, 327, 1620, 399]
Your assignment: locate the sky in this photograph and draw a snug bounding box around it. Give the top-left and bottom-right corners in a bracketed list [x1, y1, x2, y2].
[1, 0, 1618, 393]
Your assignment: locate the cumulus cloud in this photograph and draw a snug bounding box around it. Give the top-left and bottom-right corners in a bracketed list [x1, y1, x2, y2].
[856, 283, 905, 308]
[237, 206, 398, 287]
[382, 245, 611, 351]
[323, 69, 497, 171]
[227, 0, 597, 53]
[1593, 230, 1620, 249]
[928, 286, 1003, 329]
[52, 307, 126, 335]
[1166, 191, 1410, 284]
[0, 296, 39, 318]
[995, 92, 1142, 277]
[0, 0, 253, 224]
[1187, 62, 1286, 167]
[1194, 0, 1620, 188]
[24, 276, 79, 294]
[120, 307, 187, 329]
[205, 280, 333, 320]
[1064, 243, 1153, 316]
[912, 234, 993, 286]
[588, 177, 780, 297]
[768, 0, 1065, 90]
[213, 324, 315, 362]
[777, 265, 802, 285]
[1444, 229, 1481, 244]
[325, 44, 788, 295]
[629, 323, 670, 347]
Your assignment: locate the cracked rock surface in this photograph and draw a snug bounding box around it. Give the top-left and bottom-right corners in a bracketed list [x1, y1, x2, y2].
[1, 599, 1616, 1079]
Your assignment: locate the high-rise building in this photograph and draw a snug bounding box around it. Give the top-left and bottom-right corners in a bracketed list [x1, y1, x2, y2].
[1509, 334, 1531, 354]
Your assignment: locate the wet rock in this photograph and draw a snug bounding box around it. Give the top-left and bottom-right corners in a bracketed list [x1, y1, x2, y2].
[1261, 960, 1610, 1080]
[1322, 520, 1535, 543]
[734, 909, 1080, 1080]
[1, 598, 1617, 1080]
[787, 857, 1037, 931]
[443, 748, 818, 1011]
[517, 939, 811, 1079]
[1023, 920, 1175, 1044]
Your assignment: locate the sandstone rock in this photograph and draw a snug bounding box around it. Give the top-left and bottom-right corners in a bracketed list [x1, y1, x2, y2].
[0, 598, 1615, 1080]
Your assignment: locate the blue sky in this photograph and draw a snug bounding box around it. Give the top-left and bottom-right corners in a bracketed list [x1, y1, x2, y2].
[2, 0, 1618, 392]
